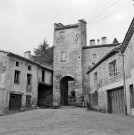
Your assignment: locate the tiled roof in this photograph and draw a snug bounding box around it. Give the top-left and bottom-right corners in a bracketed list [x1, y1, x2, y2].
[0, 49, 53, 71]
[83, 43, 120, 49]
[121, 17, 134, 53]
[87, 44, 122, 74]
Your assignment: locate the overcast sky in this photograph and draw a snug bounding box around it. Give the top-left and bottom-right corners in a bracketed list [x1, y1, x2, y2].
[0, 0, 134, 56]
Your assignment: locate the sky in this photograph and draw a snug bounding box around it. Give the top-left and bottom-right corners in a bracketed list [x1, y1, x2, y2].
[0, 0, 134, 56]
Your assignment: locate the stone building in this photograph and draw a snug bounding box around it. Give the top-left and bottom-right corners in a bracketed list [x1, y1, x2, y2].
[87, 45, 125, 114]
[52, 18, 134, 116]
[0, 50, 53, 114]
[53, 19, 120, 106]
[38, 65, 53, 107]
[121, 17, 134, 116]
[53, 20, 87, 106]
[83, 42, 119, 105]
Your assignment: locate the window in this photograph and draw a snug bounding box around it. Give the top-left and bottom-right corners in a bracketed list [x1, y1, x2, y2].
[130, 85, 134, 108]
[14, 70, 20, 83]
[27, 74, 32, 92]
[93, 54, 97, 59]
[92, 62, 95, 65]
[28, 65, 31, 70]
[16, 61, 19, 67]
[109, 60, 117, 77]
[94, 72, 97, 85]
[27, 74, 31, 86]
[61, 52, 67, 62]
[42, 70, 45, 82]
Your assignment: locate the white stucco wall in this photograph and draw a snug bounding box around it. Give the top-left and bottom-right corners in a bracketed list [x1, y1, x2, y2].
[4, 56, 38, 111]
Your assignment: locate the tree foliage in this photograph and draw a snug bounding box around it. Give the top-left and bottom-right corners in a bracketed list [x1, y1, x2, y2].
[32, 39, 53, 66]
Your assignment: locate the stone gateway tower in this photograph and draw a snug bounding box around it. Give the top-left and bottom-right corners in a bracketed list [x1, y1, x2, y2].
[53, 20, 87, 106]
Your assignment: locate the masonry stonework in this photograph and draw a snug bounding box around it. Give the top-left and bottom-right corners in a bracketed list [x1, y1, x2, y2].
[82, 45, 117, 104]
[53, 20, 87, 106]
[0, 52, 7, 114]
[88, 52, 123, 112]
[0, 50, 53, 115]
[5, 57, 38, 112]
[53, 19, 120, 106]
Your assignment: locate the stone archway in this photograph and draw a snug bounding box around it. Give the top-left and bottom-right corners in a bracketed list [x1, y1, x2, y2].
[60, 76, 75, 106]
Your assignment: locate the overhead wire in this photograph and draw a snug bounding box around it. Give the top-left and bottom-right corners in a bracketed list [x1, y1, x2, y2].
[33, 6, 132, 47]
[24, 0, 117, 43]
[44, 0, 130, 35]
[62, 0, 111, 24]
[86, 0, 132, 26]
[24, 0, 109, 41]
[24, 0, 133, 48]
[62, 0, 122, 24]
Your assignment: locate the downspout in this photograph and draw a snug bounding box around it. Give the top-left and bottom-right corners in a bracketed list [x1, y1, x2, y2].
[122, 52, 127, 115]
[117, 45, 127, 115]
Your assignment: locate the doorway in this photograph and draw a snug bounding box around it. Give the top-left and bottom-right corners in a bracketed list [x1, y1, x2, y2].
[9, 93, 22, 111]
[108, 87, 125, 114]
[37, 83, 53, 107]
[60, 76, 75, 106]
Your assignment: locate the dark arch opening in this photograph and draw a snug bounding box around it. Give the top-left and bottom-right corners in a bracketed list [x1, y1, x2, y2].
[60, 76, 75, 106]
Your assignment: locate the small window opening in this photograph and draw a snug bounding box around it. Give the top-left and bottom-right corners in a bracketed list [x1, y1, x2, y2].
[109, 60, 117, 77]
[93, 54, 97, 59]
[14, 70, 20, 83]
[28, 65, 31, 70]
[16, 61, 19, 67]
[27, 74, 32, 86]
[42, 70, 45, 82]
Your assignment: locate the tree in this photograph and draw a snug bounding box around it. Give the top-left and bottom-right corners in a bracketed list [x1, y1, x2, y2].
[32, 39, 53, 66]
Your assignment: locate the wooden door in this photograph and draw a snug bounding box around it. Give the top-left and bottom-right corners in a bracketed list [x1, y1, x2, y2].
[9, 93, 22, 111]
[108, 88, 125, 114]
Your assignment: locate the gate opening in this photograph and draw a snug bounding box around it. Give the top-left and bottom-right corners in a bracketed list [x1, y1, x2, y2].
[37, 83, 53, 107]
[60, 76, 75, 106]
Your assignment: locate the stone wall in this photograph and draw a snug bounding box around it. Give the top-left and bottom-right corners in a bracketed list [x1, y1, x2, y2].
[88, 52, 123, 111]
[2, 56, 39, 113]
[0, 52, 7, 89]
[0, 52, 7, 114]
[82, 45, 117, 104]
[53, 20, 87, 106]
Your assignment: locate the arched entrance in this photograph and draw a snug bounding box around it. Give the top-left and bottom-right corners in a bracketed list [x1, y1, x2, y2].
[60, 76, 75, 106]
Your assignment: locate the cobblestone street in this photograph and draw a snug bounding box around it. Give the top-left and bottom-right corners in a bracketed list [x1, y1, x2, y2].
[0, 107, 134, 135]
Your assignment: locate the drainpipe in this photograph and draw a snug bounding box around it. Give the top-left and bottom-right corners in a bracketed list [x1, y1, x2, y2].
[117, 46, 127, 115]
[121, 52, 127, 115]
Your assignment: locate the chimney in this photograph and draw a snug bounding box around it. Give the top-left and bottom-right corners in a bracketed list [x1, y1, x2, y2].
[24, 51, 31, 59]
[90, 39, 95, 46]
[101, 37, 107, 44]
[97, 39, 100, 45]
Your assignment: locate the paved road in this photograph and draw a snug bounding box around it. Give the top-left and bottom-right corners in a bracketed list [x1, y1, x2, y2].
[0, 107, 134, 135]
